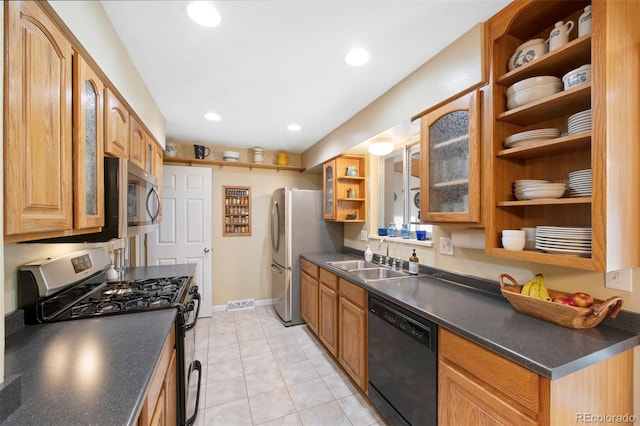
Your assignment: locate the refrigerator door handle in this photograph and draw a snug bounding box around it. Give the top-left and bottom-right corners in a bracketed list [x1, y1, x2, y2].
[270, 263, 282, 274]
[271, 200, 280, 252]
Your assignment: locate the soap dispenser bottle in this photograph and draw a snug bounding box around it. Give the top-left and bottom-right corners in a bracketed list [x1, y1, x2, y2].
[364, 245, 373, 262]
[409, 249, 419, 275]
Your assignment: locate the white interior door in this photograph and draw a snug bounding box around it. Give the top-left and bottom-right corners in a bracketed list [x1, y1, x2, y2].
[147, 165, 212, 317]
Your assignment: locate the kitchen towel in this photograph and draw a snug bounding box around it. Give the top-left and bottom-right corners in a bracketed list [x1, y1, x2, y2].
[451, 229, 485, 250]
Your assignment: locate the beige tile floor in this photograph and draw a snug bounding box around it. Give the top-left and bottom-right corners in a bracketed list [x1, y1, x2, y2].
[193, 306, 385, 426]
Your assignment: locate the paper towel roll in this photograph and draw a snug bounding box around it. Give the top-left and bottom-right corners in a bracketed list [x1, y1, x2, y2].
[451, 229, 485, 250]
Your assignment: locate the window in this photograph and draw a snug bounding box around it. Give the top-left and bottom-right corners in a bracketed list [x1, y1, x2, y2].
[378, 142, 432, 238]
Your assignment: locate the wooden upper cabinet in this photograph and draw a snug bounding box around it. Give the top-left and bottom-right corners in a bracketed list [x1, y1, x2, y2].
[4, 0, 74, 239]
[73, 54, 105, 230]
[485, 0, 640, 271]
[104, 88, 128, 158]
[323, 155, 366, 222]
[129, 116, 147, 170]
[419, 89, 481, 224]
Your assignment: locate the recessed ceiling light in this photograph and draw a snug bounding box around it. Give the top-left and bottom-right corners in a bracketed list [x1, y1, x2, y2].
[287, 124, 301, 132]
[204, 112, 221, 121]
[345, 48, 370, 66]
[187, 1, 221, 28]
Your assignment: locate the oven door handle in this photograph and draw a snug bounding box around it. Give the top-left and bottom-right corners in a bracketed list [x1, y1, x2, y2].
[183, 292, 201, 332]
[146, 186, 161, 222]
[185, 360, 202, 426]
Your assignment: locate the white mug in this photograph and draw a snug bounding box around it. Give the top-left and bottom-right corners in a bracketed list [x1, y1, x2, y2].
[578, 5, 592, 37]
[549, 20, 575, 51]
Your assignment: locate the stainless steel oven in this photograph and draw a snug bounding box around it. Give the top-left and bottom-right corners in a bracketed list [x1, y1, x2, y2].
[18, 247, 202, 425]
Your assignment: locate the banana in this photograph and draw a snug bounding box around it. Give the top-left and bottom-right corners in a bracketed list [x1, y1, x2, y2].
[529, 276, 541, 299]
[536, 274, 552, 301]
[521, 276, 536, 296]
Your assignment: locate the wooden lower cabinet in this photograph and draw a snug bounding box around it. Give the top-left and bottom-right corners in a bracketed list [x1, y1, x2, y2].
[439, 328, 634, 426]
[338, 278, 367, 392]
[318, 269, 339, 356]
[300, 260, 319, 335]
[138, 328, 177, 426]
[299, 263, 368, 393]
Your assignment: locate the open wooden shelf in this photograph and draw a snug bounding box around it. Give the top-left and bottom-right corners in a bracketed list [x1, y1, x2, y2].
[164, 156, 305, 172]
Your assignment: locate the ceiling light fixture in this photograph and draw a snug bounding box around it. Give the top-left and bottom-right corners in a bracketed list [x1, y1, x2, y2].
[368, 140, 394, 156]
[287, 124, 301, 132]
[204, 112, 221, 121]
[345, 48, 370, 66]
[187, 1, 222, 28]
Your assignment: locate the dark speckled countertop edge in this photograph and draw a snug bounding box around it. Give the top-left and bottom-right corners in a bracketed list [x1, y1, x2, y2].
[302, 252, 640, 380]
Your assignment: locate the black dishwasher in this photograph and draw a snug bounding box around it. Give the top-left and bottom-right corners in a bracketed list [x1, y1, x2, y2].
[368, 293, 438, 426]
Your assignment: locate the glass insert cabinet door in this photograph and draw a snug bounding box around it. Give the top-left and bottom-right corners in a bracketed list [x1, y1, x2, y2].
[74, 55, 105, 229]
[419, 90, 480, 223]
[323, 160, 335, 219]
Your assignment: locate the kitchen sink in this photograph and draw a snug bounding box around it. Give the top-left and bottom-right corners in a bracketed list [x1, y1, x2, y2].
[326, 260, 379, 271]
[347, 267, 411, 281]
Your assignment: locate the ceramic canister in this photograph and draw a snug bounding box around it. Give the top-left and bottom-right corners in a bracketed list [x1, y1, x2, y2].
[578, 5, 592, 37]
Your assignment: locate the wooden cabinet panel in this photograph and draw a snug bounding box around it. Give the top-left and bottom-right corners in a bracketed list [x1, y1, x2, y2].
[301, 259, 319, 278]
[338, 296, 367, 391]
[4, 0, 73, 238]
[318, 283, 338, 356]
[338, 278, 366, 307]
[129, 116, 146, 170]
[319, 268, 338, 290]
[439, 360, 537, 426]
[104, 88, 128, 158]
[137, 329, 175, 426]
[73, 54, 105, 230]
[163, 351, 177, 426]
[300, 271, 319, 335]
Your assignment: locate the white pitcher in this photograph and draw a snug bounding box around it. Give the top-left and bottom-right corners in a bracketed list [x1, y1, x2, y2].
[549, 20, 575, 51]
[578, 5, 592, 37]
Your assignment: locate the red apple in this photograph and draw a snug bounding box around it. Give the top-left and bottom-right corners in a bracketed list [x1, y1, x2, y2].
[556, 297, 577, 306]
[571, 292, 594, 308]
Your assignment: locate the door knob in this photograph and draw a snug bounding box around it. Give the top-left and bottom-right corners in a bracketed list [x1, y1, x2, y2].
[204, 248, 210, 253]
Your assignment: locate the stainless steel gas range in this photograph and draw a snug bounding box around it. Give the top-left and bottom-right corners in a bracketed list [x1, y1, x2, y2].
[18, 247, 202, 426]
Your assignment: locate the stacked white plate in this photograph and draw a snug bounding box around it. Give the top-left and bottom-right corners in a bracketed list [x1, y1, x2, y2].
[514, 180, 566, 200]
[568, 109, 592, 135]
[568, 169, 592, 197]
[535, 226, 592, 256]
[503, 128, 560, 148]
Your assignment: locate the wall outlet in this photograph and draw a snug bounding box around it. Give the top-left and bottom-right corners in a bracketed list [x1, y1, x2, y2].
[439, 237, 453, 256]
[605, 269, 633, 292]
[360, 230, 368, 241]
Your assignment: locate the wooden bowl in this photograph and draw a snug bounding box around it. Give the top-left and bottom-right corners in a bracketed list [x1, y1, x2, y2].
[499, 273, 623, 329]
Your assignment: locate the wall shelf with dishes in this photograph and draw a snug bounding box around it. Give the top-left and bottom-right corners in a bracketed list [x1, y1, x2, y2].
[323, 155, 366, 222]
[223, 186, 252, 236]
[485, 0, 640, 272]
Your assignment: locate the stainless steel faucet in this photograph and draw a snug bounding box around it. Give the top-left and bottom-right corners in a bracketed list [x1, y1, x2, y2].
[377, 238, 390, 267]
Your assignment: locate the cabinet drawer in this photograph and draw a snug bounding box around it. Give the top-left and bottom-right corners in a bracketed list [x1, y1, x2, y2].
[439, 328, 540, 415]
[301, 259, 318, 278]
[320, 268, 338, 290]
[338, 278, 366, 308]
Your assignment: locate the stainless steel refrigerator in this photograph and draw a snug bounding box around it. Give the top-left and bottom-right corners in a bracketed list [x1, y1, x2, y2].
[270, 188, 343, 325]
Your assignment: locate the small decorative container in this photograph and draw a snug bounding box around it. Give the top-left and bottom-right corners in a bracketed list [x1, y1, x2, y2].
[387, 223, 397, 238]
[401, 224, 410, 239]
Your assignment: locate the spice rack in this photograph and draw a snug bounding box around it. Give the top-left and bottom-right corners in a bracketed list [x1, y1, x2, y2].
[223, 186, 251, 236]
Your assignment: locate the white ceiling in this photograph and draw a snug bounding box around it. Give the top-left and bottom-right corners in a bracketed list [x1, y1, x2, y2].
[101, 1, 510, 154]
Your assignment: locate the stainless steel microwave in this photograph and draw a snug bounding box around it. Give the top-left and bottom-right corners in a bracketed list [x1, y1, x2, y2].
[38, 157, 159, 243]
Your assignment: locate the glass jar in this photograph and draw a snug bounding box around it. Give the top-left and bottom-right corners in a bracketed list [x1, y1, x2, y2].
[401, 224, 410, 239]
[387, 223, 397, 238]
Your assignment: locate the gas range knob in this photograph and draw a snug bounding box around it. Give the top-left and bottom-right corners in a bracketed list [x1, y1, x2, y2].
[189, 285, 199, 295]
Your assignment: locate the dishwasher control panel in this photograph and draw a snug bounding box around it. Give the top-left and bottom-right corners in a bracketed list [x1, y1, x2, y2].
[369, 294, 436, 350]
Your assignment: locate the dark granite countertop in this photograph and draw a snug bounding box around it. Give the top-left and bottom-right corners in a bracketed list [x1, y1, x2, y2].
[2, 263, 197, 425]
[302, 252, 640, 380]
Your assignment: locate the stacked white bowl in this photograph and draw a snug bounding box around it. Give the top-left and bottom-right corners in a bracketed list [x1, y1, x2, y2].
[506, 76, 563, 110]
[502, 229, 526, 251]
[223, 151, 240, 162]
[514, 179, 567, 200]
